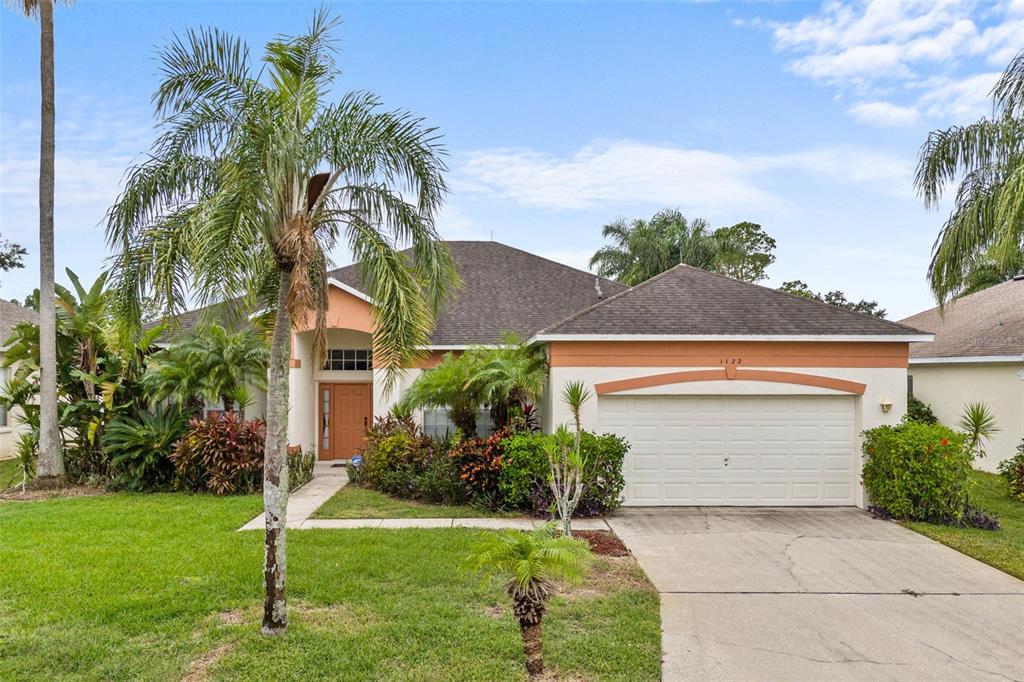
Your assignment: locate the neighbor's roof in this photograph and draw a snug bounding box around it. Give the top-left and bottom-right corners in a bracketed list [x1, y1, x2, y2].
[0, 299, 38, 347]
[328, 241, 626, 345]
[152, 298, 256, 342]
[899, 276, 1024, 359]
[537, 263, 928, 338]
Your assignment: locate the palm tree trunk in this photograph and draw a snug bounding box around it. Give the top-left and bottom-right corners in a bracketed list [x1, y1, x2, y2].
[520, 622, 544, 678]
[262, 268, 292, 635]
[35, 0, 63, 482]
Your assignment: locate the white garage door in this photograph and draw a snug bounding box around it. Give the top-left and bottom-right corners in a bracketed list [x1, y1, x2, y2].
[598, 394, 857, 506]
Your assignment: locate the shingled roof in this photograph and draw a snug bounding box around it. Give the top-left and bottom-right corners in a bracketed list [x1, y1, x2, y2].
[0, 299, 37, 346]
[328, 241, 626, 345]
[538, 263, 928, 338]
[152, 299, 256, 342]
[899, 276, 1024, 359]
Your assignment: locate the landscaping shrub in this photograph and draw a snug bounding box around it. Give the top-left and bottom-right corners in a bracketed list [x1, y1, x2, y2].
[449, 428, 512, 506]
[289, 449, 316, 491]
[498, 430, 628, 516]
[103, 406, 187, 491]
[904, 395, 938, 425]
[170, 413, 266, 494]
[997, 440, 1024, 502]
[862, 422, 973, 523]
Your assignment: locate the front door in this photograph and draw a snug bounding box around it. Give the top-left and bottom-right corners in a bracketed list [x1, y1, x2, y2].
[318, 382, 372, 460]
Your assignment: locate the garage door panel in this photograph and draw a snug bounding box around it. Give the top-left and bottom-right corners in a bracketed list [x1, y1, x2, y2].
[599, 395, 857, 506]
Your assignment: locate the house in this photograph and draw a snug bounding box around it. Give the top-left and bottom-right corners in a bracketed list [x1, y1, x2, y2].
[900, 276, 1024, 472]
[0, 299, 38, 459]
[281, 240, 930, 508]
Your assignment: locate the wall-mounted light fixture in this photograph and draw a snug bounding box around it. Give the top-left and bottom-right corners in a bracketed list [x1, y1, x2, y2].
[879, 398, 893, 413]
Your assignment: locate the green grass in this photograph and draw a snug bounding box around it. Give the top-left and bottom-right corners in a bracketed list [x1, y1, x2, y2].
[312, 484, 518, 519]
[907, 470, 1024, 581]
[0, 493, 659, 680]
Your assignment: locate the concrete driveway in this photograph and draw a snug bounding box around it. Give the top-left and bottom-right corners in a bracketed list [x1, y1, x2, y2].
[607, 508, 1024, 681]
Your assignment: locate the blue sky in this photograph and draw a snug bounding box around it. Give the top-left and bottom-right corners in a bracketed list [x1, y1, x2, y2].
[1, 0, 1021, 319]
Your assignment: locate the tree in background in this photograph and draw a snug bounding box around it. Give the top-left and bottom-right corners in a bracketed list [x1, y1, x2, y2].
[0, 235, 27, 285]
[589, 209, 775, 285]
[7, 0, 74, 484]
[778, 280, 886, 318]
[105, 11, 455, 634]
[712, 221, 776, 283]
[915, 50, 1024, 303]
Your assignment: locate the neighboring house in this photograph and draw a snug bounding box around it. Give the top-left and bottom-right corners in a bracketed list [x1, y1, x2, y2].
[900, 276, 1024, 472]
[278, 241, 930, 508]
[0, 299, 38, 459]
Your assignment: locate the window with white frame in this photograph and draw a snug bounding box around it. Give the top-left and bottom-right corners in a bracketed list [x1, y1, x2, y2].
[422, 407, 495, 439]
[322, 349, 372, 371]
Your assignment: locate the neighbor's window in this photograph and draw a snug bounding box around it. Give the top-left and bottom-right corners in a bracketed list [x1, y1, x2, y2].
[322, 349, 372, 371]
[422, 407, 494, 439]
[0, 366, 7, 428]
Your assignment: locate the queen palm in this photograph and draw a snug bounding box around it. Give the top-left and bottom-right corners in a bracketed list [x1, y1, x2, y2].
[915, 50, 1024, 303]
[464, 524, 590, 679]
[106, 11, 457, 634]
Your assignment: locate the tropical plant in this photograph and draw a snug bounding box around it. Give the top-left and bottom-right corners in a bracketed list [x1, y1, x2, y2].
[905, 395, 938, 425]
[958, 402, 999, 460]
[464, 524, 590, 679]
[145, 323, 269, 417]
[467, 333, 548, 430]
[405, 351, 484, 437]
[104, 11, 456, 633]
[170, 413, 267, 494]
[7, 0, 74, 483]
[997, 440, 1024, 502]
[102, 405, 187, 490]
[778, 280, 886, 318]
[546, 381, 591, 536]
[590, 209, 741, 285]
[11, 430, 38, 492]
[915, 50, 1024, 303]
[448, 427, 512, 506]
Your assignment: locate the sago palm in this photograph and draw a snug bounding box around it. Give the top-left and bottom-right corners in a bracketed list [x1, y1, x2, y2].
[915, 50, 1024, 303]
[464, 524, 590, 679]
[105, 11, 457, 634]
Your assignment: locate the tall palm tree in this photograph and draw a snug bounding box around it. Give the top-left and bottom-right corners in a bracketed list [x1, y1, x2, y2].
[589, 209, 729, 285]
[106, 11, 457, 634]
[915, 51, 1024, 303]
[7, 0, 72, 482]
[464, 525, 590, 679]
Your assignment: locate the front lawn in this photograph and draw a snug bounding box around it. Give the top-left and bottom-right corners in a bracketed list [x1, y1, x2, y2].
[907, 470, 1024, 581]
[312, 484, 518, 519]
[0, 493, 659, 680]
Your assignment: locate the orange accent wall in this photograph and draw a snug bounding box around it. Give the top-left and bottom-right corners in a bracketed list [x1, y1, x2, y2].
[548, 341, 909, 368]
[595, 368, 867, 395]
[292, 286, 374, 333]
[414, 349, 463, 369]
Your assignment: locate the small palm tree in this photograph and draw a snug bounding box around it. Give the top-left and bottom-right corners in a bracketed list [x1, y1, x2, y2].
[915, 50, 1024, 303]
[404, 351, 484, 437]
[959, 402, 999, 459]
[468, 333, 548, 430]
[546, 381, 591, 536]
[464, 524, 590, 679]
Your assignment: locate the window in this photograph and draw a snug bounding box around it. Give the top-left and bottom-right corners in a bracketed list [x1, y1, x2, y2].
[322, 349, 372, 371]
[422, 407, 494, 439]
[0, 366, 6, 427]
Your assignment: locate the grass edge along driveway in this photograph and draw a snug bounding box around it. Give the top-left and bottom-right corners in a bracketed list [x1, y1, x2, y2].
[0, 492, 659, 680]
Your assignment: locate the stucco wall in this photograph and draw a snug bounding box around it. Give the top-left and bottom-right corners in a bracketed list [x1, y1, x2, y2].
[909, 362, 1024, 472]
[0, 359, 31, 460]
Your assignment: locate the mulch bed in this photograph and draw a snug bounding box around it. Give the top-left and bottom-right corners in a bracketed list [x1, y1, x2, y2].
[573, 530, 630, 557]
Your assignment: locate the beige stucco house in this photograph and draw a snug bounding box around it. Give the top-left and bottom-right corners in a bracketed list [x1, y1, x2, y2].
[275, 241, 931, 508]
[0, 299, 37, 459]
[900, 276, 1024, 472]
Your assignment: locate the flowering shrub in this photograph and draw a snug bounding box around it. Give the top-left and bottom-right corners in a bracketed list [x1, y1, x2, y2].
[170, 413, 266, 494]
[862, 422, 973, 523]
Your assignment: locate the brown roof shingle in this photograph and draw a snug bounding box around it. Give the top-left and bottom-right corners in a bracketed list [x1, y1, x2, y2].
[899, 277, 1024, 359]
[328, 241, 626, 345]
[0, 299, 38, 346]
[540, 263, 927, 337]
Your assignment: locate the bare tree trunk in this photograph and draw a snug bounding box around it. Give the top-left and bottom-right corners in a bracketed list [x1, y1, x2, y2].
[35, 0, 63, 482]
[520, 622, 544, 678]
[262, 268, 292, 635]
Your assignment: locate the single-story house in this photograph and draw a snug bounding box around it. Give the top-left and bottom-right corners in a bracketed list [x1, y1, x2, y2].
[0, 299, 38, 459]
[900, 276, 1024, 472]
[279, 241, 930, 508]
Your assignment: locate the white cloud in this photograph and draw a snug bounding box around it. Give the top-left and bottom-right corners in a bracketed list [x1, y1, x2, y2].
[453, 139, 914, 214]
[848, 100, 921, 127]
[754, 0, 1023, 124]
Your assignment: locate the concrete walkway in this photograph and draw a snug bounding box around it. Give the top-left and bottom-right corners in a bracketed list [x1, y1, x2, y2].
[238, 461, 610, 532]
[609, 507, 1024, 682]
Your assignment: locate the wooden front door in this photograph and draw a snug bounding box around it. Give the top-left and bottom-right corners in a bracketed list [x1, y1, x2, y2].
[318, 382, 372, 460]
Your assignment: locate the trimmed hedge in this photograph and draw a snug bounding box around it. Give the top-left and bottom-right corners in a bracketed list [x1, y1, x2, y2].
[862, 421, 972, 522]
